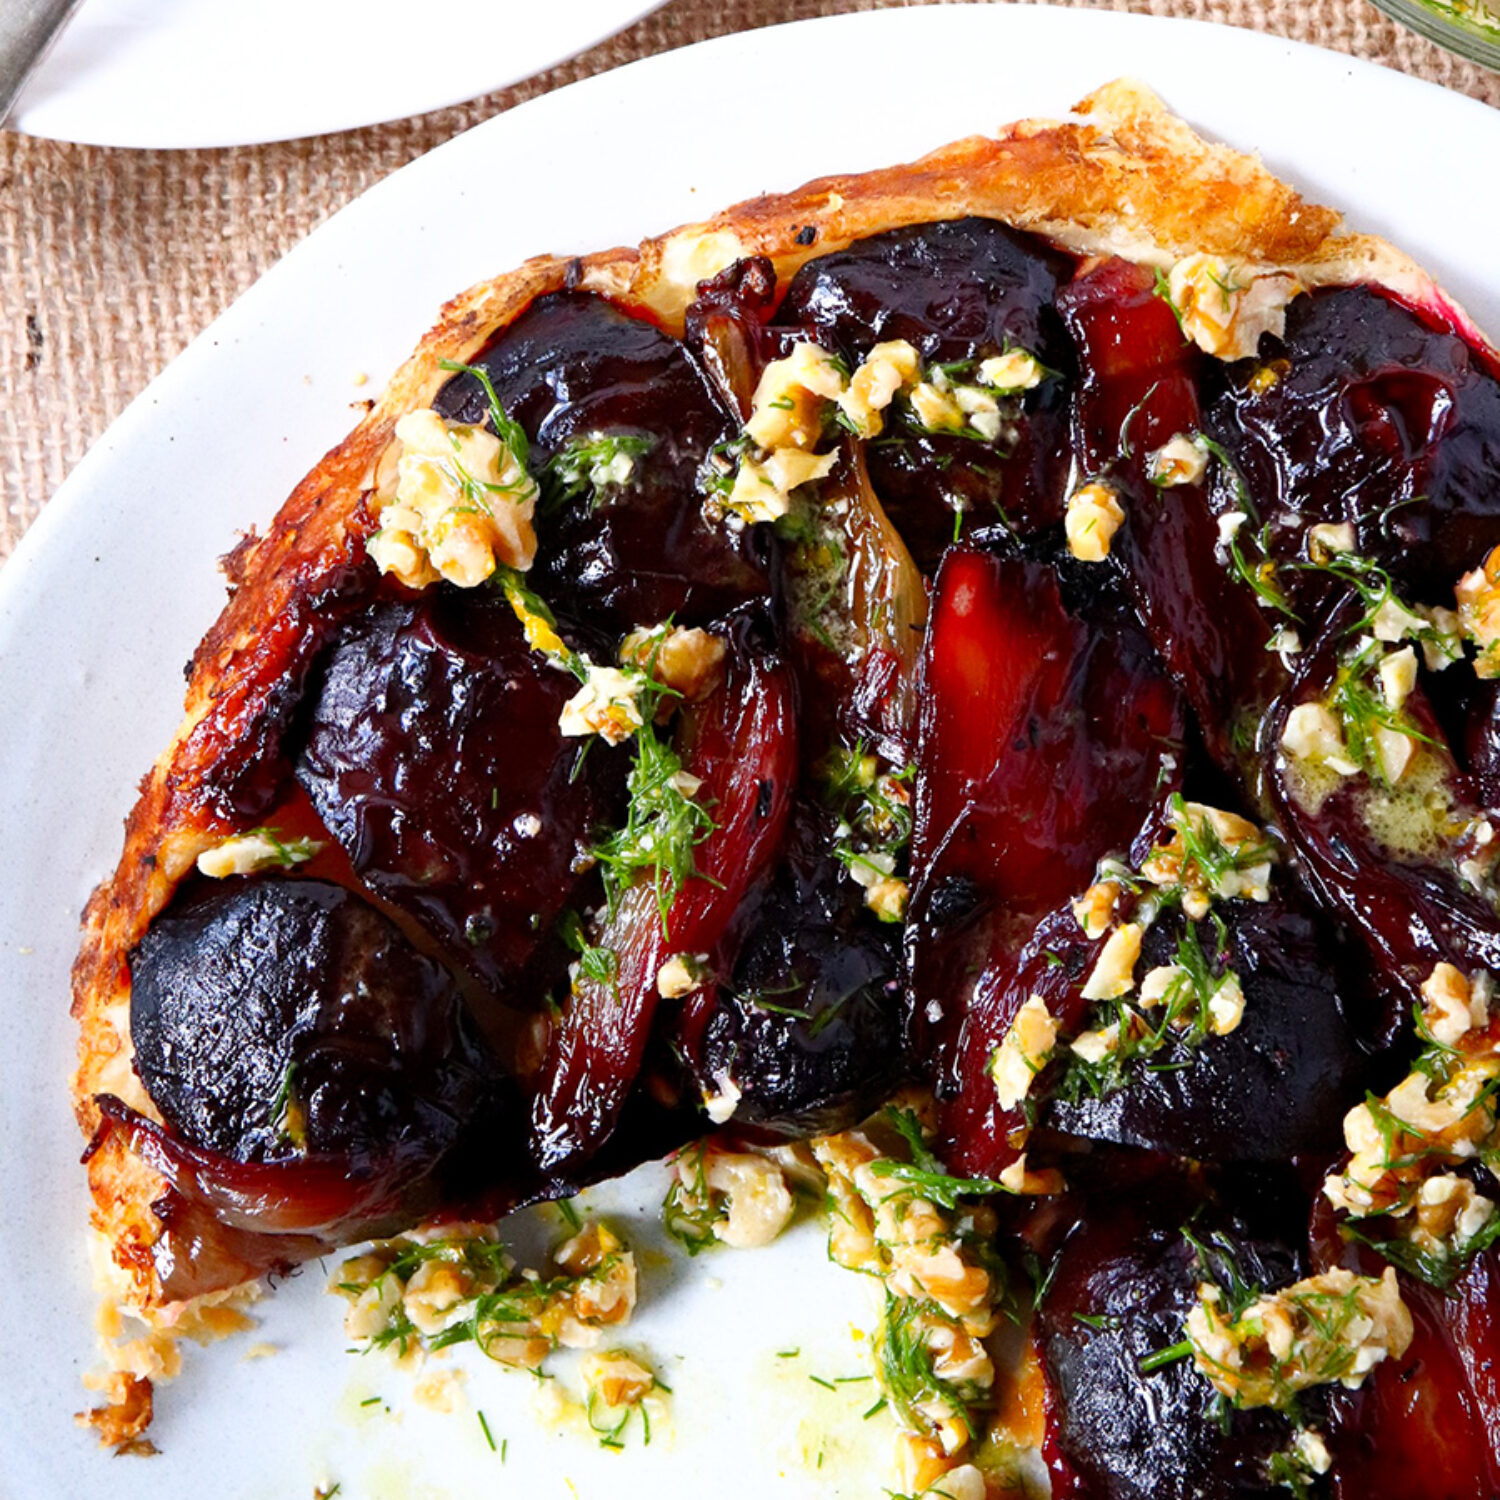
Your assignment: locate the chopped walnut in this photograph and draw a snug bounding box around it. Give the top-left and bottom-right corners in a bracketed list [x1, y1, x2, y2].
[1186, 1267, 1412, 1409]
[620, 624, 727, 705]
[558, 665, 645, 745]
[370, 407, 538, 589]
[582, 1349, 658, 1409]
[1280, 702, 1360, 777]
[1081, 922, 1143, 1000]
[1072, 879, 1121, 940]
[838, 339, 922, 437]
[1166, 254, 1302, 361]
[1146, 433, 1209, 487]
[989, 994, 1059, 1110]
[1457, 545, 1500, 678]
[1065, 480, 1125, 562]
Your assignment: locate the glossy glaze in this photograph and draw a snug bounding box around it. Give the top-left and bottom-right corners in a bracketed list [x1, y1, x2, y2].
[436, 289, 766, 630]
[295, 590, 626, 995]
[775, 218, 1077, 568]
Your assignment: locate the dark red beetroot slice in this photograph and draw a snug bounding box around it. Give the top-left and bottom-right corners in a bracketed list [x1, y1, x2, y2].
[528, 614, 797, 1174]
[1038, 1183, 1310, 1500]
[906, 548, 1183, 1115]
[1202, 285, 1500, 602]
[117, 877, 518, 1292]
[1267, 616, 1500, 1044]
[1042, 896, 1363, 1164]
[674, 799, 905, 1138]
[1058, 257, 1281, 769]
[773, 218, 1078, 568]
[435, 289, 766, 631]
[1310, 1199, 1500, 1499]
[295, 590, 627, 998]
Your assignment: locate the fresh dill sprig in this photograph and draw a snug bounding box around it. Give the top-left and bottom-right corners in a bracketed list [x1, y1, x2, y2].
[558, 909, 619, 990]
[1329, 638, 1435, 785]
[1342, 1213, 1500, 1291]
[1054, 916, 1236, 1104]
[865, 1106, 1018, 1211]
[1152, 266, 1187, 333]
[542, 431, 655, 512]
[590, 717, 717, 928]
[1194, 434, 1299, 621]
[437, 358, 531, 470]
[662, 1142, 721, 1256]
[1166, 792, 1276, 889]
[874, 1293, 986, 1441]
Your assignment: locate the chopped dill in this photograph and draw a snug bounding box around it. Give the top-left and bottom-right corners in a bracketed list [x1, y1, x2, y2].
[1167, 791, 1275, 889]
[591, 715, 717, 928]
[542, 431, 655, 512]
[1152, 266, 1186, 333]
[1053, 915, 1238, 1104]
[1195, 434, 1299, 621]
[559, 909, 619, 990]
[662, 1141, 721, 1256]
[874, 1293, 986, 1441]
[1139, 1339, 1194, 1374]
[1329, 638, 1434, 785]
[437, 358, 531, 470]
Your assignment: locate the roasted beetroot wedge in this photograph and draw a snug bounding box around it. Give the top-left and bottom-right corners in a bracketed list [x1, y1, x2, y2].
[528, 612, 798, 1174]
[1309, 1199, 1500, 1500]
[906, 547, 1182, 1140]
[1268, 613, 1500, 1043]
[1038, 1185, 1313, 1500]
[674, 799, 905, 1137]
[295, 590, 628, 997]
[1059, 257, 1282, 769]
[436, 289, 766, 630]
[116, 877, 515, 1290]
[1043, 895, 1362, 1163]
[1201, 285, 1500, 603]
[773, 218, 1078, 567]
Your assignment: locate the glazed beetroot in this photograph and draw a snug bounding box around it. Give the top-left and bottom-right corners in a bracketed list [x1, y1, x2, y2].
[1039, 1188, 1310, 1500]
[1267, 614, 1500, 1044]
[906, 548, 1183, 1153]
[1043, 896, 1363, 1162]
[1202, 285, 1500, 601]
[435, 289, 766, 630]
[129, 877, 498, 1169]
[679, 801, 905, 1137]
[774, 218, 1078, 568]
[1059, 257, 1281, 770]
[121, 877, 517, 1288]
[295, 590, 626, 997]
[1309, 1200, 1500, 1499]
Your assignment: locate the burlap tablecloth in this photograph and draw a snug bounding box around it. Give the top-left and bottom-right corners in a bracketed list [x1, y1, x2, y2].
[1, 0, 1495, 566]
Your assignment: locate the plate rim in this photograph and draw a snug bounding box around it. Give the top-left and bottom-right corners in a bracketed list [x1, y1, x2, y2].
[9, 0, 669, 149]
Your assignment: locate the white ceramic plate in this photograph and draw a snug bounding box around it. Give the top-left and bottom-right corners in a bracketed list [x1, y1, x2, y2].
[3, 7, 1499, 1496]
[9, 0, 667, 148]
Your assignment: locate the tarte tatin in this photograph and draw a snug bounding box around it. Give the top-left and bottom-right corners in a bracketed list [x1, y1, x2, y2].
[73, 80, 1500, 1498]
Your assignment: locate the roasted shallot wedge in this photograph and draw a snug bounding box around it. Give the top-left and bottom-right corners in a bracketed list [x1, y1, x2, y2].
[528, 612, 797, 1174]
